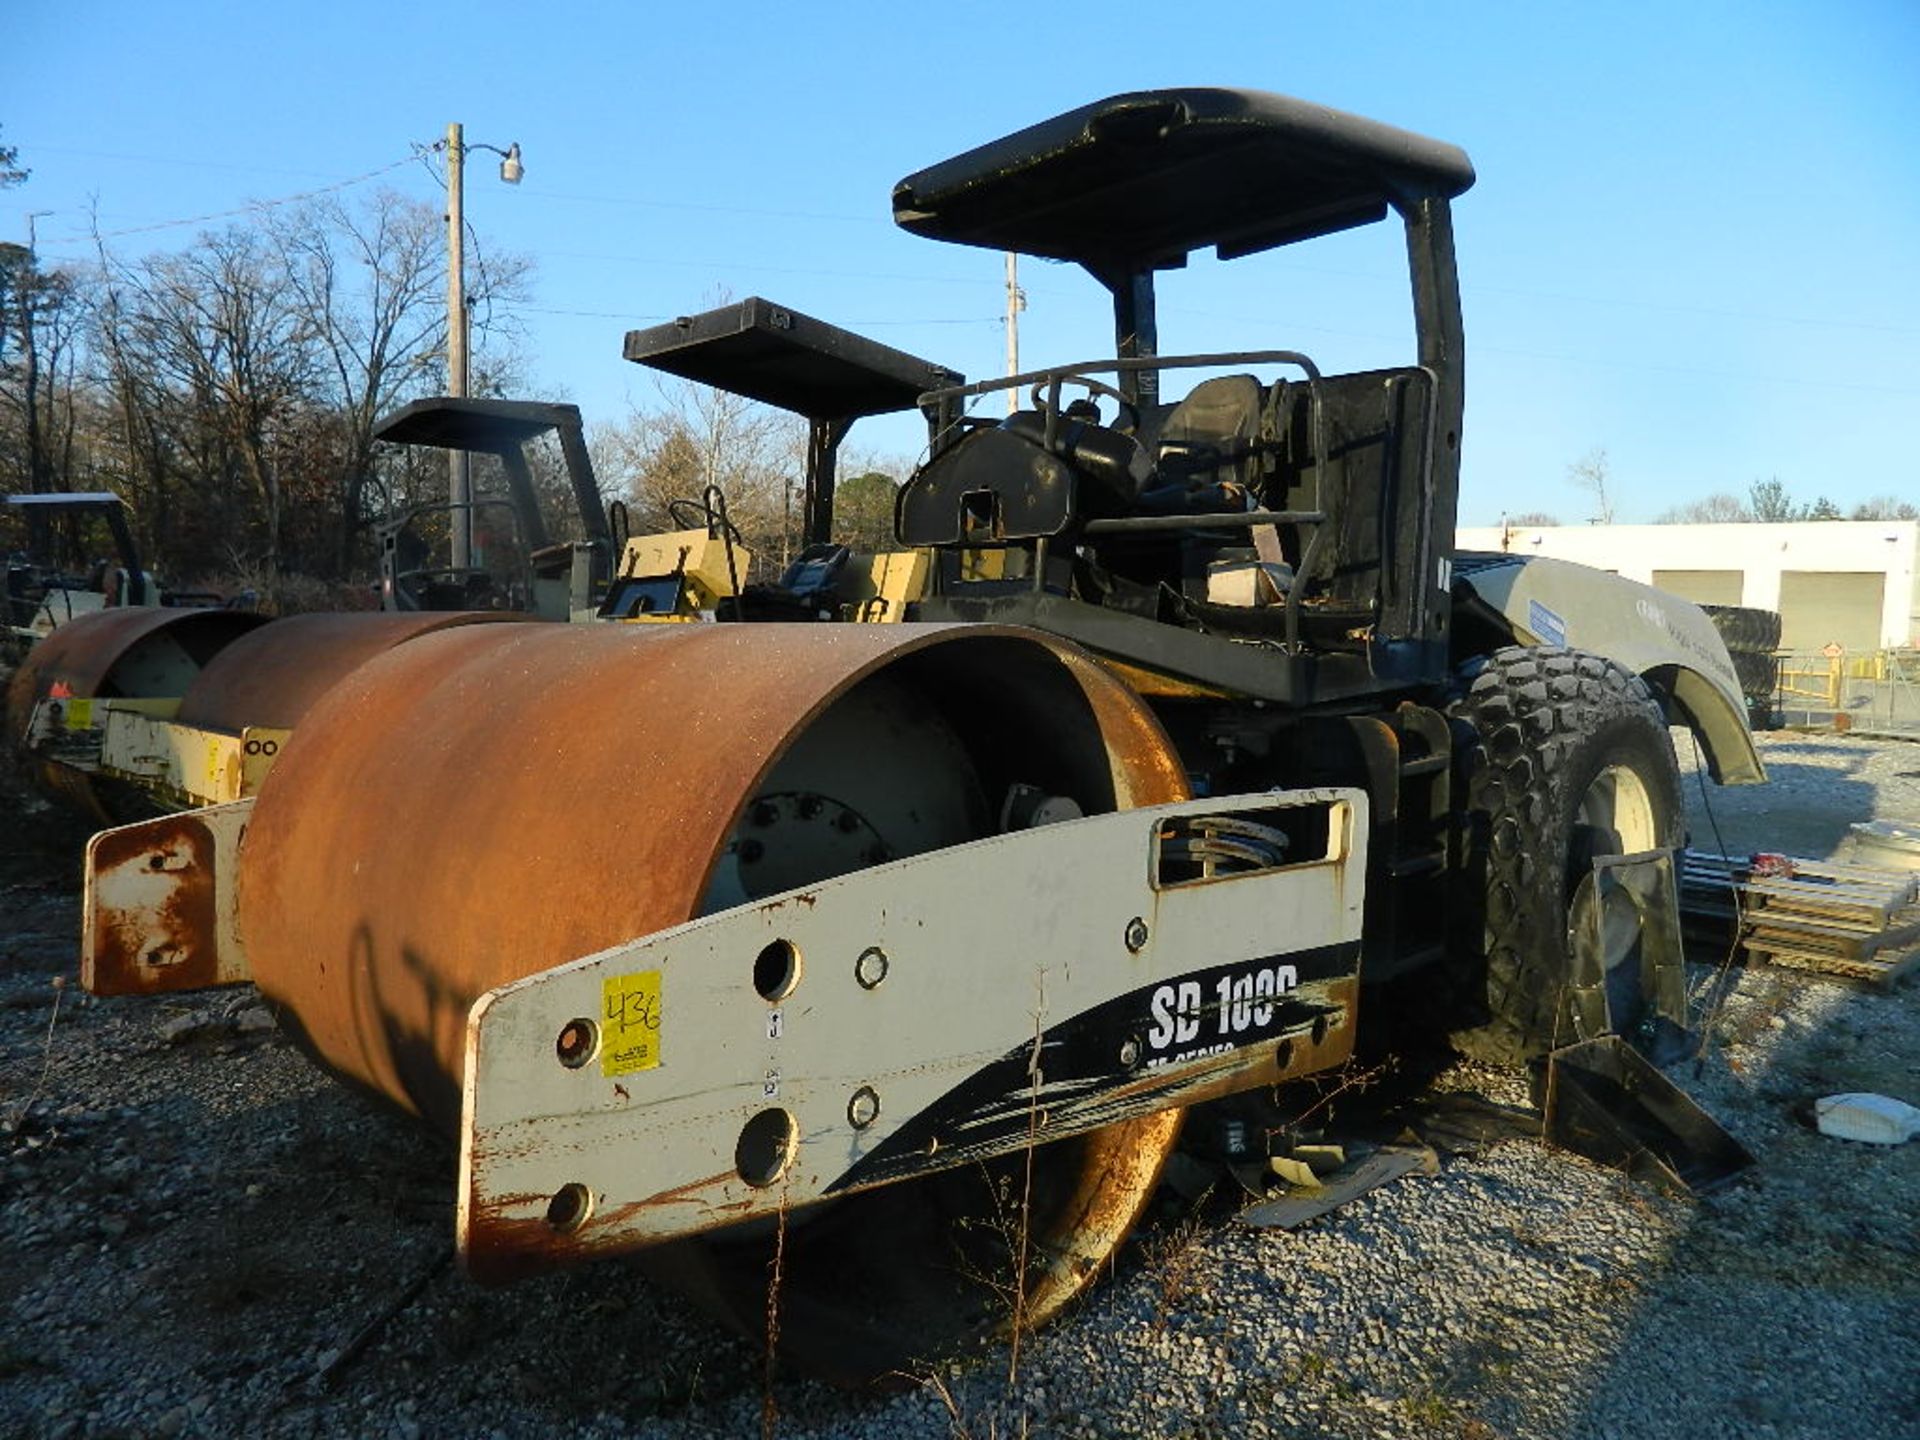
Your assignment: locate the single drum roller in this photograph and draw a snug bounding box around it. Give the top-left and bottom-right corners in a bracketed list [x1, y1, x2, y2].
[236, 620, 1191, 1381]
[5, 606, 266, 822]
[174, 610, 522, 735]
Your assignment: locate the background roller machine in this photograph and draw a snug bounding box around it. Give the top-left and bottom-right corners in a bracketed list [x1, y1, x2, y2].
[8, 89, 1764, 1383]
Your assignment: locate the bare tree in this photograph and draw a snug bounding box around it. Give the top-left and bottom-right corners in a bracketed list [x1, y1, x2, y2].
[86, 235, 178, 561]
[0, 122, 35, 549]
[271, 191, 450, 569]
[1850, 495, 1920, 521]
[592, 410, 703, 532]
[1505, 510, 1560, 527]
[3, 162, 538, 590]
[1567, 447, 1614, 525]
[66, 192, 530, 582]
[1, 231, 85, 560]
[595, 381, 806, 577]
[138, 228, 315, 568]
[1657, 492, 1751, 523]
[0, 248, 80, 497]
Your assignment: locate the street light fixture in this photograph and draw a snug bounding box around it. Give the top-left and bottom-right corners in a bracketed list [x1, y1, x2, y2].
[442, 124, 522, 571]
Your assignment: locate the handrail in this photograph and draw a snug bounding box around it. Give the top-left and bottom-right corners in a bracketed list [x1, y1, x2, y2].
[1082, 510, 1325, 536]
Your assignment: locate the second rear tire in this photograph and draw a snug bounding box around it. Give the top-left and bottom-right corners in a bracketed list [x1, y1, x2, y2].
[1446, 647, 1684, 1065]
[1701, 603, 1782, 656]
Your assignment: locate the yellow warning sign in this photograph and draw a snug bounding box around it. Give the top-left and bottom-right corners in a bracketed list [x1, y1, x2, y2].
[601, 969, 662, 1076]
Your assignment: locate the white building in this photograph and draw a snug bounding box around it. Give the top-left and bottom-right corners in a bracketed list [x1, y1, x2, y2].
[1453, 520, 1920, 652]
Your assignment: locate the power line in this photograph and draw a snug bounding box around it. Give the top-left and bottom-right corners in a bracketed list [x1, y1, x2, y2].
[540, 247, 1020, 290]
[17, 143, 347, 181]
[500, 304, 672, 322]
[44, 154, 418, 245]
[23, 137, 1913, 339]
[530, 188, 881, 226]
[840, 316, 1003, 328]
[1468, 277, 1920, 339]
[1471, 341, 1919, 396]
[501, 302, 999, 328]
[1241, 257, 1920, 339]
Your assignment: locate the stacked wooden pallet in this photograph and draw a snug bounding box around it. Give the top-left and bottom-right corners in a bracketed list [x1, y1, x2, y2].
[1678, 850, 1920, 988]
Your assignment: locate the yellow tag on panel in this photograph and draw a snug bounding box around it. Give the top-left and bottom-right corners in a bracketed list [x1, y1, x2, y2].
[601, 969, 663, 1076]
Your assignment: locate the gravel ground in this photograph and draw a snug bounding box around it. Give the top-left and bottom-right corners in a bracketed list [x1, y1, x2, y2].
[2, 727, 1916, 1440]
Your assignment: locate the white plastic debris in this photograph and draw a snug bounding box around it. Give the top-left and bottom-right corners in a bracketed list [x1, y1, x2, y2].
[1813, 1093, 1920, 1145]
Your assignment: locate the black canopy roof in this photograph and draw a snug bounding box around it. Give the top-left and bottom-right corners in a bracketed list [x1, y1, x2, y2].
[373, 398, 584, 452]
[893, 88, 1474, 270]
[623, 297, 961, 420]
[4, 491, 128, 511]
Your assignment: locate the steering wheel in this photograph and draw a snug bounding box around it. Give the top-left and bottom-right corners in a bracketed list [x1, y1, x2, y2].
[1028, 375, 1141, 434]
[667, 497, 746, 547]
[394, 566, 497, 609]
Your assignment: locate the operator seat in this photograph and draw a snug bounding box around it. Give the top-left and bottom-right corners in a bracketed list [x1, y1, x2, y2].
[1135, 373, 1292, 603]
[1152, 374, 1266, 496]
[1137, 373, 1274, 519]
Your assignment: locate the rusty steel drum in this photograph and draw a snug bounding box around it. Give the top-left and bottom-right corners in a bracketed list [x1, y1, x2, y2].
[5, 606, 268, 822]
[236, 619, 1189, 1381]
[175, 610, 521, 733]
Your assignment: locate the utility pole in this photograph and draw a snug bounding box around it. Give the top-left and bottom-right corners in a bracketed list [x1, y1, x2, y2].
[1004, 252, 1024, 415]
[22, 212, 50, 491]
[440, 125, 521, 571]
[20, 211, 52, 558]
[445, 123, 471, 571]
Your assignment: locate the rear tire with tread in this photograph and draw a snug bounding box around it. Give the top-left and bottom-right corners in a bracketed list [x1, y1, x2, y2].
[1446, 646, 1684, 1065]
[1700, 603, 1782, 655]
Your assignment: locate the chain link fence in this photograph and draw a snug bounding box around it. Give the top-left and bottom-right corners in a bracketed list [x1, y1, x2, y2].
[1775, 647, 1920, 735]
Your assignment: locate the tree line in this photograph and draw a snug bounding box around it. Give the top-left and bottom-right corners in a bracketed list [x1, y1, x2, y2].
[1502, 448, 1917, 527]
[2, 130, 905, 608]
[1654, 477, 1916, 525]
[2, 175, 529, 600]
[589, 374, 903, 580]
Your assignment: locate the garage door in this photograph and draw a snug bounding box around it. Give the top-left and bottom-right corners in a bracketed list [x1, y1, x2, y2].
[1778, 571, 1885, 652]
[1651, 569, 1745, 606]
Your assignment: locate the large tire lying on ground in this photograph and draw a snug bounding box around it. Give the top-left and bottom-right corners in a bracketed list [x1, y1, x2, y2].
[1701, 603, 1782, 656]
[1731, 648, 1780, 699]
[1447, 646, 1684, 1065]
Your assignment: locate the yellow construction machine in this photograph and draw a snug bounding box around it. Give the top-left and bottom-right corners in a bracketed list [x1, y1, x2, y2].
[7, 88, 1765, 1385]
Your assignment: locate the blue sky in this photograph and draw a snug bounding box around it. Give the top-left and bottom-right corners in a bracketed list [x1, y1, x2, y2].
[11, 1, 1918, 524]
